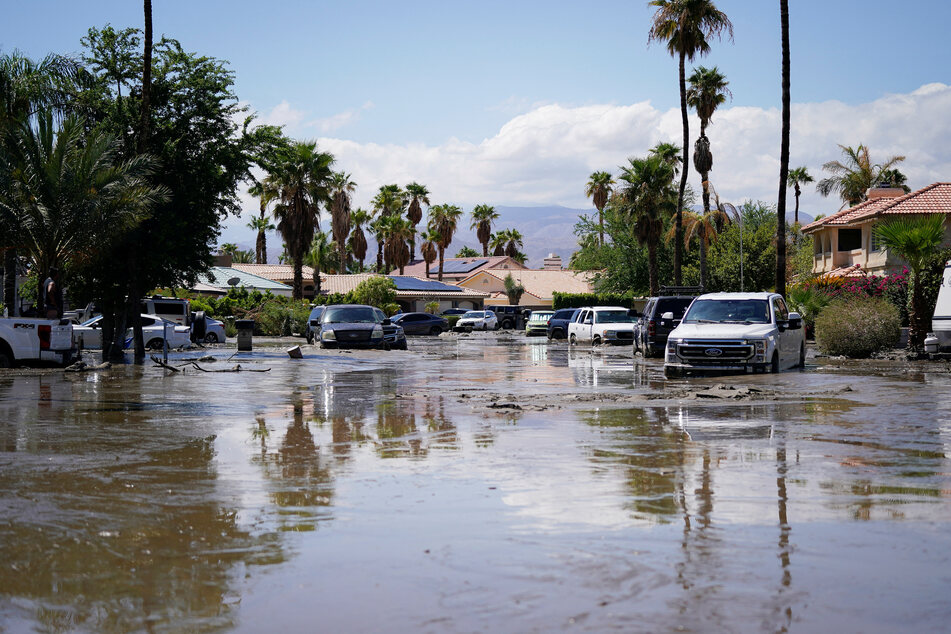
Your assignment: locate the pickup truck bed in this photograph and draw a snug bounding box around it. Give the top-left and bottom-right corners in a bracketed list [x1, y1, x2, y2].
[0, 318, 75, 367]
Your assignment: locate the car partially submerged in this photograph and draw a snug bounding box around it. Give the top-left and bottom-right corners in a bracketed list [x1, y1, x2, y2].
[73, 314, 191, 350]
[454, 310, 498, 331]
[525, 310, 554, 336]
[317, 304, 398, 350]
[663, 292, 805, 378]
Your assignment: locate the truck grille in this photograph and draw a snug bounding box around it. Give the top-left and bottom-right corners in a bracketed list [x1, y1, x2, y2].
[615, 331, 634, 341]
[336, 329, 371, 342]
[678, 339, 753, 361]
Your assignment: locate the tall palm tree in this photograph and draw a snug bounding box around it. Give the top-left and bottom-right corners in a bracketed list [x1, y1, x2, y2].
[817, 144, 906, 208]
[419, 228, 440, 279]
[265, 141, 334, 299]
[649, 142, 683, 172]
[247, 180, 276, 263]
[648, 0, 733, 285]
[874, 215, 946, 351]
[383, 216, 414, 275]
[686, 64, 731, 284]
[303, 230, 332, 296]
[405, 182, 430, 260]
[585, 172, 615, 247]
[329, 171, 356, 272]
[665, 206, 731, 290]
[777, 0, 791, 297]
[470, 204, 499, 256]
[428, 204, 463, 281]
[372, 184, 405, 271]
[348, 208, 371, 271]
[504, 229, 524, 259]
[786, 166, 813, 225]
[219, 242, 239, 258]
[617, 154, 677, 296]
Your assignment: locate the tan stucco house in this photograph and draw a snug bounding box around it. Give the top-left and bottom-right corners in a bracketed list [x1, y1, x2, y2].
[802, 182, 951, 277]
[457, 269, 596, 308]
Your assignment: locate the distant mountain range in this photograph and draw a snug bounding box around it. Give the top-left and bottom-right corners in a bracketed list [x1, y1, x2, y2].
[221, 204, 815, 270]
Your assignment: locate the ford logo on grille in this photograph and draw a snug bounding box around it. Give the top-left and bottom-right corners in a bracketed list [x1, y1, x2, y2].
[704, 348, 723, 357]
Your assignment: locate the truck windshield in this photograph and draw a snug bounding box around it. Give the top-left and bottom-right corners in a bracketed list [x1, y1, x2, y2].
[595, 310, 634, 324]
[322, 307, 378, 323]
[683, 299, 770, 324]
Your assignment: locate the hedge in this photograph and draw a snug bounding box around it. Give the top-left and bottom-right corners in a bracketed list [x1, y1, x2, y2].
[553, 292, 637, 310]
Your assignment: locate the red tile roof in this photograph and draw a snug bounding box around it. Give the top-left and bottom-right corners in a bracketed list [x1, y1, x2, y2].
[803, 183, 951, 233]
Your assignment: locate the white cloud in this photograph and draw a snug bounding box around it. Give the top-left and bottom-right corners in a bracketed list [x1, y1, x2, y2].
[312, 83, 951, 216]
[260, 100, 307, 129]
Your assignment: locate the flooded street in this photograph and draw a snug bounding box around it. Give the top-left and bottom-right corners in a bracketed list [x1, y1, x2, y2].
[1, 334, 950, 632]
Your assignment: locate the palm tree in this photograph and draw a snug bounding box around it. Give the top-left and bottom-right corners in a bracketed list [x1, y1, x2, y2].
[348, 208, 371, 270]
[246, 215, 275, 264]
[428, 204, 463, 281]
[372, 184, 405, 271]
[686, 65, 730, 291]
[405, 182, 430, 260]
[504, 229, 524, 259]
[490, 231, 508, 257]
[648, 0, 733, 285]
[456, 246, 480, 257]
[329, 171, 356, 272]
[219, 242, 239, 258]
[880, 168, 911, 193]
[303, 230, 332, 295]
[585, 172, 615, 247]
[786, 166, 813, 225]
[0, 113, 164, 291]
[617, 154, 677, 295]
[420, 228, 440, 279]
[873, 215, 946, 350]
[666, 206, 731, 290]
[382, 216, 414, 275]
[232, 249, 255, 263]
[470, 204, 499, 256]
[817, 144, 906, 208]
[265, 141, 334, 299]
[649, 142, 683, 172]
[0, 51, 82, 314]
[777, 0, 791, 297]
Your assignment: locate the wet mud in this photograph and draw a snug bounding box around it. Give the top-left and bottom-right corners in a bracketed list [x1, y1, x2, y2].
[0, 332, 949, 632]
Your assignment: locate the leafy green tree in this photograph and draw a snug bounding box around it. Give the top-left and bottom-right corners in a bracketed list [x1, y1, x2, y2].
[786, 166, 813, 225]
[705, 201, 777, 293]
[648, 0, 733, 285]
[80, 25, 141, 133]
[616, 154, 677, 295]
[470, 203, 499, 256]
[874, 215, 946, 350]
[817, 144, 905, 207]
[455, 246, 480, 258]
[351, 275, 397, 308]
[303, 230, 333, 295]
[667, 205, 730, 290]
[405, 182, 429, 260]
[265, 141, 334, 299]
[584, 171, 614, 247]
[428, 203, 463, 281]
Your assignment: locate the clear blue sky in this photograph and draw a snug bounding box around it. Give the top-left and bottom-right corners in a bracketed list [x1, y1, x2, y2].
[4, 1, 950, 146]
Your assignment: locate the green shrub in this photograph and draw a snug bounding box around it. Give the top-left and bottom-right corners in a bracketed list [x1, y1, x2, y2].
[815, 297, 900, 358]
[352, 277, 397, 308]
[553, 291, 635, 309]
[446, 315, 461, 329]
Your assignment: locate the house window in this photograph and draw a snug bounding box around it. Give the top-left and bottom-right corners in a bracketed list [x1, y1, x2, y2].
[870, 227, 884, 252]
[837, 228, 862, 252]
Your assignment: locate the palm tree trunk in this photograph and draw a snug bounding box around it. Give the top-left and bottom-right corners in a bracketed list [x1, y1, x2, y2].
[699, 231, 708, 291]
[293, 253, 303, 300]
[376, 241, 383, 273]
[648, 241, 659, 296]
[776, 0, 790, 297]
[482, 240, 488, 257]
[675, 50, 688, 287]
[598, 205, 604, 248]
[794, 183, 801, 225]
[409, 233, 417, 262]
[438, 246, 445, 281]
[3, 249, 17, 317]
[138, 0, 152, 154]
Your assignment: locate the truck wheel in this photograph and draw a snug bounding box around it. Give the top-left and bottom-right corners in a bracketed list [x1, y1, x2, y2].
[306, 332, 314, 344]
[798, 342, 806, 368]
[664, 366, 682, 379]
[770, 351, 780, 373]
[593, 335, 602, 346]
[569, 334, 577, 345]
[0, 348, 12, 368]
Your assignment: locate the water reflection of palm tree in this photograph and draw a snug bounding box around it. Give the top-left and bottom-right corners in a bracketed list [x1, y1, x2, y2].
[775, 438, 793, 628]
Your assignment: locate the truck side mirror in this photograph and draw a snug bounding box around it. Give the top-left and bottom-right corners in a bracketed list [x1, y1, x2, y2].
[661, 312, 674, 320]
[786, 312, 802, 330]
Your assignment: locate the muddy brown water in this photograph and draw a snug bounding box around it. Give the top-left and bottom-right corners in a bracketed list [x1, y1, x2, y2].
[0, 333, 949, 632]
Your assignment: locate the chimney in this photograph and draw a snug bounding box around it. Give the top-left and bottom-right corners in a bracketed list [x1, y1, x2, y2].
[543, 253, 562, 270]
[214, 253, 233, 267]
[866, 185, 906, 200]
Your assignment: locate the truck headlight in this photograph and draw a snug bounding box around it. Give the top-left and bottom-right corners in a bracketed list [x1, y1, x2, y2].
[322, 329, 336, 341]
[372, 325, 383, 337]
[667, 338, 681, 355]
[747, 338, 765, 360]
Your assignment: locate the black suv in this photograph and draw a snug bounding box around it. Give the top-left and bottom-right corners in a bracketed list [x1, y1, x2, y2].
[546, 308, 579, 339]
[638, 296, 695, 357]
[490, 305, 522, 329]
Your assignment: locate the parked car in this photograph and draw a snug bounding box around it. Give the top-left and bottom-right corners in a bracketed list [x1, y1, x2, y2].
[546, 308, 579, 340]
[454, 310, 498, 331]
[489, 305, 521, 329]
[316, 304, 391, 350]
[663, 292, 805, 378]
[74, 314, 192, 350]
[441, 308, 470, 316]
[637, 295, 695, 357]
[305, 306, 325, 344]
[525, 310, 554, 336]
[930, 259, 951, 350]
[567, 306, 636, 345]
[202, 318, 226, 343]
[391, 312, 449, 335]
[140, 296, 191, 327]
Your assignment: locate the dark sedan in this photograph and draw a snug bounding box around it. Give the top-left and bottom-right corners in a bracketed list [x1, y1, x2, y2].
[317, 304, 388, 349]
[391, 312, 449, 335]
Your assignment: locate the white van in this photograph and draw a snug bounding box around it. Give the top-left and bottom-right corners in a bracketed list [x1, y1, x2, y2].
[140, 296, 191, 326]
[931, 261, 951, 349]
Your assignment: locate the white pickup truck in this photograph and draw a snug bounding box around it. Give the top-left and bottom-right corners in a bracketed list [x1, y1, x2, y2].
[663, 292, 805, 378]
[0, 317, 75, 368]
